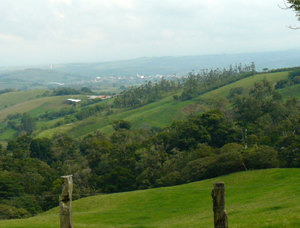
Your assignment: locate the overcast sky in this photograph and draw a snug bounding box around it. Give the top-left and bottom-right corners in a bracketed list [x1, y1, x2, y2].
[0, 0, 299, 67]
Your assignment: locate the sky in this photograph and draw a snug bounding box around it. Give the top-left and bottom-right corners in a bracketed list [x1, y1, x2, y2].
[0, 0, 299, 67]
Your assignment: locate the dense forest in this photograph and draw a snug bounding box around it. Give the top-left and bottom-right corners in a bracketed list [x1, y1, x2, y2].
[1, 66, 300, 218]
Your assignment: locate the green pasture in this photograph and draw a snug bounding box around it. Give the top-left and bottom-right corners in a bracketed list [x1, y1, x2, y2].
[0, 128, 17, 141]
[0, 95, 87, 122]
[278, 83, 300, 99]
[1, 168, 299, 228]
[36, 94, 195, 138]
[199, 72, 289, 100]
[0, 90, 49, 110]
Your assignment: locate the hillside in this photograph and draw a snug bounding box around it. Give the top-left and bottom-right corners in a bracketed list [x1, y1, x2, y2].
[0, 168, 299, 228]
[1, 50, 300, 81]
[36, 71, 289, 138]
[0, 68, 88, 90]
[0, 68, 85, 83]
[0, 91, 87, 142]
[45, 49, 300, 77]
[0, 70, 296, 142]
[0, 90, 49, 111]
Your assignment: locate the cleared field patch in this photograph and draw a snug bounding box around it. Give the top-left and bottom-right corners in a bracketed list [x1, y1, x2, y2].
[0, 90, 49, 110]
[1, 168, 299, 228]
[0, 95, 87, 122]
[0, 128, 17, 141]
[39, 94, 195, 138]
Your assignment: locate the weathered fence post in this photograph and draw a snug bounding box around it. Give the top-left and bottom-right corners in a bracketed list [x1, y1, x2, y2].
[59, 175, 74, 228]
[211, 182, 228, 228]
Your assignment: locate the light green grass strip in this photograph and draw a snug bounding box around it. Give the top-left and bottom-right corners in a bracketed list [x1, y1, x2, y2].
[199, 72, 288, 99]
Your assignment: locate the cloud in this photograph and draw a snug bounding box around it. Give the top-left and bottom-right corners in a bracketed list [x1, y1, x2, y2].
[0, 33, 23, 43]
[0, 0, 299, 66]
[49, 0, 72, 5]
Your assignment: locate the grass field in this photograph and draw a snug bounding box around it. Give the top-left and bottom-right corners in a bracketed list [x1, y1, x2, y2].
[0, 95, 88, 122]
[0, 90, 49, 110]
[36, 94, 195, 138]
[199, 72, 289, 100]
[0, 128, 17, 141]
[278, 83, 300, 99]
[0, 168, 299, 228]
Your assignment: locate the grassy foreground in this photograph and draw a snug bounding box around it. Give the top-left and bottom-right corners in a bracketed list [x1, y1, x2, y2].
[1, 168, 299, 228]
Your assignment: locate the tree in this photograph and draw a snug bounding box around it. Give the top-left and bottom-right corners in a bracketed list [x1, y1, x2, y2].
[283, 1, 300, 28]
[21, 113, 36, 134]
[30, 138, 53, 164]
[111, 120, 132, 131]
[81, 87, 93, 94]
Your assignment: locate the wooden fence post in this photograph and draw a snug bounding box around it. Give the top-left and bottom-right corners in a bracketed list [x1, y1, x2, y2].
[211, 182, 228, 228]
[59, 175, 74, 228]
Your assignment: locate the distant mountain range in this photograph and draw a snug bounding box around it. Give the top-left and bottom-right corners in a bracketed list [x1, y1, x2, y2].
[0, 49, 299, 82]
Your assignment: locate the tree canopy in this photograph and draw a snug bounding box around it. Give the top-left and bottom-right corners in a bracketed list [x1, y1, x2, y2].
[285, 1, 300, 27]
[287, 1, 300, 17]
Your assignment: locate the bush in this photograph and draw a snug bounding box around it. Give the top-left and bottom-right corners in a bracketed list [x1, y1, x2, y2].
[112, 120, 132, 131]
[288, 68, 300, 80]
[275, 79, 289, 90]
[244, 146, 279, 169]
[0, 204, 29, 220]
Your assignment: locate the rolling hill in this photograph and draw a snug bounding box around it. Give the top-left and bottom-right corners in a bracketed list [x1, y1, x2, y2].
[1, 49, 300, 82]
[0, 70, 298, 142]
[35, 71, 290, 139]
[0, 168, 299, 228]
[45, 49, 300, 77]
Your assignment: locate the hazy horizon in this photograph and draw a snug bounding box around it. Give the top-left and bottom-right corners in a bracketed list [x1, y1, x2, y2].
[1, 0, 300, 67]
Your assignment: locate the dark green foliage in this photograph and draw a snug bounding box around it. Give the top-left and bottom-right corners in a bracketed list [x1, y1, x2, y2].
[5, 113, 22, 121]
[81, 87, 93, 94]
[0, 204, 29, 219]
[234, 79, 278, 127]
[268, 66, 300, 73]
[79, 98, 102, 107]
[21, 113, 36, 134]
[180, 65, 255, 100]
[172, 95, 179, 100]
[244, 146, 279, 169]
[0, 171, 24, 197]
[51, 87, 81, 96]
[228, 87, 245, 99]
[30, 138, 53, 164]
[112, 120, 132, 131]
[75, 104, 104, 120]
[39, 107, 77, 120]
[288, 68, 300, 80]
[276, 134, 300, 168]
[286, 1, 300, 20]
[0, 88, 17, 95]
[275, 79, 289, 89]
[113, 78, 181, 109]
[292, 76, 300, 84]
